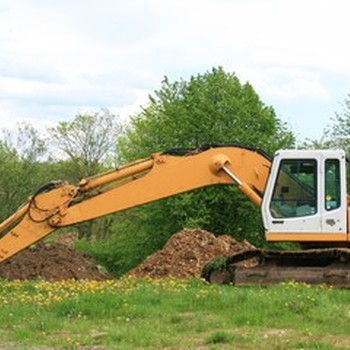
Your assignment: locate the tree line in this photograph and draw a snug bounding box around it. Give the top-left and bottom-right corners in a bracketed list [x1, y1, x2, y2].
[0, 67, 348, 276]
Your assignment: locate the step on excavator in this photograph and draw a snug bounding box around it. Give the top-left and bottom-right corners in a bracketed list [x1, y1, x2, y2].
[0, 144, 350, 286]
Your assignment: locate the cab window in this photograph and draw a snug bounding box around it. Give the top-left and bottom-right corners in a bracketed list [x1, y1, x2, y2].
[270, 159, 317, 218]
[325, 159, 341, 211]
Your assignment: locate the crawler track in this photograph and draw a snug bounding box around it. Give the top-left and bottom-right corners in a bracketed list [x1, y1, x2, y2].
[202, 248, 350, 287]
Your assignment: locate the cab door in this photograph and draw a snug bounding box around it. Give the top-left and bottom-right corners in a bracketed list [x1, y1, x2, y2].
[321, 154, 347, 233]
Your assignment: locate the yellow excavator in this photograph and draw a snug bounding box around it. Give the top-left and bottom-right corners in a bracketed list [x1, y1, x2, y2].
[0, 144, 349, 286]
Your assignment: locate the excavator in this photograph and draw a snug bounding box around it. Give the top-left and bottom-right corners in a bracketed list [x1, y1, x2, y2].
[0, 143, 349, 286]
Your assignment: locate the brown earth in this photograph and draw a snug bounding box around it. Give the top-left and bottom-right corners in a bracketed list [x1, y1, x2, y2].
[0, 242, 111, 281]
[129, 228, 255, 279]
[52, 231, 79, 247]
[0, 228, 255, 281]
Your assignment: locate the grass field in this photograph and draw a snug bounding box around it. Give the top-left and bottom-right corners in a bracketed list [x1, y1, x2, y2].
[0, 277, 349, 349]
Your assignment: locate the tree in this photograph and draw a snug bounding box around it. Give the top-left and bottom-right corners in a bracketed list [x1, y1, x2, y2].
[48, 109, 123, 180]
[324, 94, 350, 152]
[104, 67, 295, 274]
[311, 94, 350, 191]
[48, 110, 124, 238]
[120, 68, 293, 160]
[301, 95, 350, 152]
[2, 123, 47, 162]
[0, 124, 52, 221]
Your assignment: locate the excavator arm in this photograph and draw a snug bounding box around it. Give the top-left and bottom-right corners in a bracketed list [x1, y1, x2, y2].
[0, 145, 271, 263]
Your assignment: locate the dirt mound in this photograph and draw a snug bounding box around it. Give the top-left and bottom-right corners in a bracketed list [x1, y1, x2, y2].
[129, 228, 255, 279]
[52, 231, 79, 247]
[0, 242, 111, 281]
[0, 229, 255, 281]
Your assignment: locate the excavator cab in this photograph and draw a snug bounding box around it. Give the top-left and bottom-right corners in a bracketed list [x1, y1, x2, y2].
[262, 150, 348, 242]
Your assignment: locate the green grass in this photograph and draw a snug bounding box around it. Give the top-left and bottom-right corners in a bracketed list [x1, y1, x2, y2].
[0, 278, 349, 349]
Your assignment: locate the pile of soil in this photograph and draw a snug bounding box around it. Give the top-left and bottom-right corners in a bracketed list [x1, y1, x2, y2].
[0, 242, 111, 281]
[52, 231, 79, 247]
[129, 228, 256, 279]
[0, 228, 255, 281]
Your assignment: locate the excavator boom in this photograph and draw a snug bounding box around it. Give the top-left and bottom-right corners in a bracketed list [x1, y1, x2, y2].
[0, 145, 271, 263]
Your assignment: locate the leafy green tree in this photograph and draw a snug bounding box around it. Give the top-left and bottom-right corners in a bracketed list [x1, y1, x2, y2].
[94, 67, 294, 275]
[120, 68, 293, 160]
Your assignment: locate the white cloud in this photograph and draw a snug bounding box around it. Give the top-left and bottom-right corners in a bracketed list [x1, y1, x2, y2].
[234, 65, 331, 102]
[0, 0, 349, 140]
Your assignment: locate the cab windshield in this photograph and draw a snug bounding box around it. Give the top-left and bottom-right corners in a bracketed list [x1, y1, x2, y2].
[270, 159, 317, 218]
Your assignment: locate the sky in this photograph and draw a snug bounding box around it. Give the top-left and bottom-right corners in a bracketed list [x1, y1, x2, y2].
[0, 0, 349, 143]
